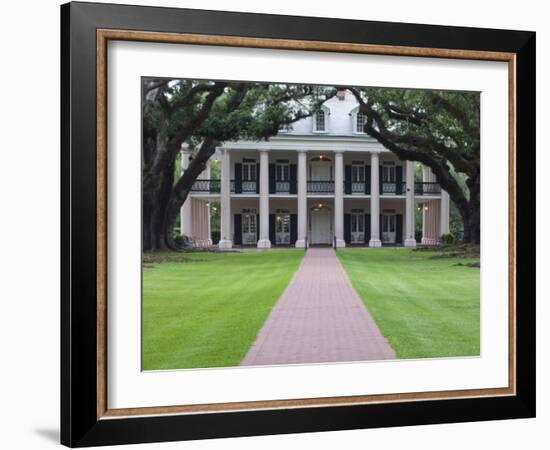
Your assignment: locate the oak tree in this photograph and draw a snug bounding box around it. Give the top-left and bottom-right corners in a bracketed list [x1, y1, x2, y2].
[143, 79, 335, 250]
[346, 87, 480, 243]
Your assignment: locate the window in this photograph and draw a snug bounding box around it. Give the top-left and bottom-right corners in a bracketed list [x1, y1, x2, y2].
[275, 212, 291, 245]
[275, 214, 290, 233]
[276, 162, 289, 181]
[383, 215, 396, 233]
[242, 214, 257, 234]
[314, 110, 326, 132]
[351, 164, 365, 182]
[382, 165, 396, 183]
[351, 214, 364, 232]
[242, 159, 256, 181]
[241, 209, 257, 244]
[356, 112, 366, 133]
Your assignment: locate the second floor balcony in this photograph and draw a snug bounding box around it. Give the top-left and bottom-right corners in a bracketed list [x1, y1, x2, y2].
[190, 179, 441, 196]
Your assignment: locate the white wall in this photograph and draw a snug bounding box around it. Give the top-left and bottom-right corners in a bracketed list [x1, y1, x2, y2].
[1, 1, 546, 450]
[289, 90, 361, 135]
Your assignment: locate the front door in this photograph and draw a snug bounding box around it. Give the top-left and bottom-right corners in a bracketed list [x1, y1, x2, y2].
[310, 208, 332, 245]
[351, 213, 365, 243]
[382, 214, 396, 244]
[242, 213, 257, 245]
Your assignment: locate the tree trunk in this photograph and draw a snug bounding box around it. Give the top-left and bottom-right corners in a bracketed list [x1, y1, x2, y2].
[461, 181, 480, 244]
[142, 159, 175, 251]
[163, 140, 218, 250]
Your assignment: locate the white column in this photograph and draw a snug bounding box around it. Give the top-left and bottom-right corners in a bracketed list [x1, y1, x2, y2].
[369, 151, 382, 247]
[218, 148, 232, 249]
[404, 160, 417, 247]
[334, 150, 346, 248]
[295, 150, 308, 248]
[421, 164, 438, 245]
[205, 163, 212, 245]
[257, 150, 271, 248]
[180, 148, 193, 238]
[439, 189, 450, 237]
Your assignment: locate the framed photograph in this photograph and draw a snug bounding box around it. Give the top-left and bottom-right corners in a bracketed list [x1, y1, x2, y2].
[61, 1, 535, 447]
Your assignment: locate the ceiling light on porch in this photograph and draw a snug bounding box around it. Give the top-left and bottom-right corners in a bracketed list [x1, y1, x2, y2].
[424, 205, 429, 211]
[318, 203, 323, 208]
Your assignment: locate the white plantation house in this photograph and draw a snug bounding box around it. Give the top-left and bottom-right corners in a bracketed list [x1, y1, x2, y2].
[180, 90, 450, 249]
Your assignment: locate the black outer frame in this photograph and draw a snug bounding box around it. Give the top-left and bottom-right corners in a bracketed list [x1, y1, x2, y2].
[60, 1, 535, 447]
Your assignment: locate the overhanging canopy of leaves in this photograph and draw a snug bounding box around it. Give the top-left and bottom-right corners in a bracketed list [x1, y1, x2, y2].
[142, 78, 336, 249]
[347, 86, 480, 220]
[144, 81, 334, 156]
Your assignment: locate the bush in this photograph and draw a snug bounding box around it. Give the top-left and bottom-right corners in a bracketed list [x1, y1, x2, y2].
[211, 231, 221, 245]
[441, 232, 455, 245]
[174, 232, 192, 248]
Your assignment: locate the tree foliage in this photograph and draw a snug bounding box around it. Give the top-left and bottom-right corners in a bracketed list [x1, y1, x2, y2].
[345, 87, 480, 243]
[142, 79, 336, 250]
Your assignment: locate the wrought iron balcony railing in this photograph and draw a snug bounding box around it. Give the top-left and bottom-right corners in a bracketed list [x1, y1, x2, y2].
[231, 180, 257, 193]
[351, 181, 368, 194]
[415, 182, 441, 195]
[275, 181, 290, 193]
[307, 180, 335, 193]
[190, 179, 221, 193]
[381, 181, 406, 195]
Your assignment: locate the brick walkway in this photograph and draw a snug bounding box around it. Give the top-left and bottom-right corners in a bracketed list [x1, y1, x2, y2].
[241, 247, 396, 366]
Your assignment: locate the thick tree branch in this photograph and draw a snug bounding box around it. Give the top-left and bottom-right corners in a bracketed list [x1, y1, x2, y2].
[344, 86, 480, 242]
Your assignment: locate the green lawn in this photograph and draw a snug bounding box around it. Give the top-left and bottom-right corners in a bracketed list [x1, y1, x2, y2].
[142, 250, 304, 370]
[338, 248, 480, 359]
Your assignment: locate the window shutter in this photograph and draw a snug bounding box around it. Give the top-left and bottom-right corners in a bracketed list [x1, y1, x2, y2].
[256, 163, 260, 194]
[380, 214, 383, 241]
[396, 165, 403, 194]
[233, 214, 242, 245]
[290, 214, 298, 244]
[234, 163, 242, 194]
[344, 214, 351, 244]
[269, 214, 276, 244]
[379, 166, 383, 194]
[396, 214, 403, 244]
[365, 214, 371, 244]
[365, 165, 371, 194]
[344, 165, 352, 194]
[269, 164, 276, 194]
[289, 164, 297, 194]
[257, 214, 260, 240]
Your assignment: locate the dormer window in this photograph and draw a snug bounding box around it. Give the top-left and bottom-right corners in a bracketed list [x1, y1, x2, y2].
[315, 110, 326, 132]
[313, 106, 329, 133]
[356, 112, 366, 133]
[351, 106, 366, 134]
